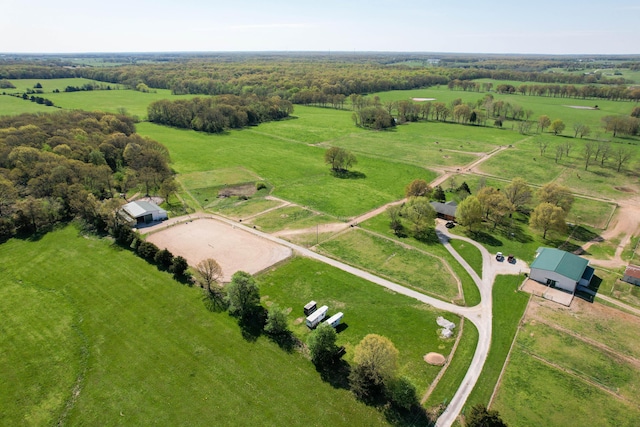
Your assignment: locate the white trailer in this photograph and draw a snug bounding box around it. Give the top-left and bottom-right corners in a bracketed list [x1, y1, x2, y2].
[324, 312, 343, 328]
[305, 305, 328, 328]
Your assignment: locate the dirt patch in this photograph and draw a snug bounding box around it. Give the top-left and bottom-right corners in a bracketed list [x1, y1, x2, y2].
[218, 183, 257, 198]
[565, 105, 598, 110]
[412, 98, 436, 102]
[146, 218, 292, 282]
[615, 186, 636, 193]
[424, 352, 446, 365]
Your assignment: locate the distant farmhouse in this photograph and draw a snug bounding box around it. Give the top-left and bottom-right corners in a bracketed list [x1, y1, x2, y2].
[430, 201, 457, 221]
[529, 247, 594, 293]
[120, 201, 168, 225]
[622, 265, 640, 287]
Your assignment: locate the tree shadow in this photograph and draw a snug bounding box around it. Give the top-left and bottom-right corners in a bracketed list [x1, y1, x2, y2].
[468, 230, 502, 247]
[384, 404, 435, 427]
[237, 306, 267, 342]
[570, 225, 601, 243]
[202, 288, 228, 312]
[331, 170, 367, 180]
[316, 358, 352, 390]
[267, 331, 301, 353]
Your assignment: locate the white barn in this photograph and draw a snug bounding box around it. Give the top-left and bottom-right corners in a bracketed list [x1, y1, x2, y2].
[529, 247, 593, 293]
[121, 201, 168, 225]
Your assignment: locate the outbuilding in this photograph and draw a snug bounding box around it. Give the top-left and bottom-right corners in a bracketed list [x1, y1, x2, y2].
[622, 265, 640, 286]
[121, 200, 168, 225]
[529, 247, 593, 293]
[430, 201, 457, 221]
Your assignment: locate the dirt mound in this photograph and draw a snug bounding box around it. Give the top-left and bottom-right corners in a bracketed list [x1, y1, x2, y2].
[615, 186, 635, 193]
[412, 97, 436, 102]
[218, 183, 256, 198]
[424, 352, 446, 366]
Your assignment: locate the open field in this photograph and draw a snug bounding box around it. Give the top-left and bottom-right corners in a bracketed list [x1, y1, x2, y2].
[248, 205, 337, 233]
[491, 297, 640, 427]
[257, 257, 462, 394]
[449, 239, 483, 277]
[136, 122, 430, 218]
[464, 275, 529, 409]
[360, 213, 481, 306]
[317, 229, 461, 302]
[0, 95, 55, 116]
[145, 218, 292, 282]
[5, 78, 123, 93]
[0, 226, 391, 426]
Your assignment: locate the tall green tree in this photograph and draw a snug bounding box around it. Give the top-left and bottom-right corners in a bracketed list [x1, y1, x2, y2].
[402, 197, 436, 240]
[324, 146, 357, 172]
[456, 195, 483, 232]
[530, 202, 566, 239]
[307, 322, 338, 366]
[226, 271, 260, 318]
[536, 183, 573, 213]
[264, 304, 289, 335]
[465, 404, 508, 427]
[503, 177, 532, 212]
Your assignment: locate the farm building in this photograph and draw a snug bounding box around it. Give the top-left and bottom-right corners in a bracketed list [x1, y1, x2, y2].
[622, 265, 640, 286]
[529, 247, 594, 293]
[430, 201, 457, 221]
[120, 201, 168, 225]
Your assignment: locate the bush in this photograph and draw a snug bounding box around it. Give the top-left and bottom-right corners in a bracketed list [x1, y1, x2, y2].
[136, 240, 159, 261]
[171, 256, 189, 277]
[255, 181, 267, 191]
[154, 248, 174, 269]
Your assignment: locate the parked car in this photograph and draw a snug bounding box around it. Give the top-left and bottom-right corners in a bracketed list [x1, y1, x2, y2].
[496, 252, 504, 261]
[445, 221, 455, 229]
[507, 254, 516, 263]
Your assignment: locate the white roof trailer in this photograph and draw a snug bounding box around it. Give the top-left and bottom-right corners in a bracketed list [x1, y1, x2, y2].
[305, 305, 328, 328]
[325, 312, 343, 328]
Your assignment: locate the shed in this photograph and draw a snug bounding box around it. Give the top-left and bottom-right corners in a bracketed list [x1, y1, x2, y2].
[430, 201, 457, 221]
[121, 201, 168, 225]
[622, 265, 640, 286]
[529, 247, 591, 293]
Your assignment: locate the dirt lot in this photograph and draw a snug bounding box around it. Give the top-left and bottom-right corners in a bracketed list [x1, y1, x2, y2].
[146, 218, 292, 282]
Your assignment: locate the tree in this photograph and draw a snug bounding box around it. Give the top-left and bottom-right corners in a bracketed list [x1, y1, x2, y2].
[386, 204, 403, 235]
[352, 334, 399, 387]
[0, 177, 18, 216]
[154, 248, 174, 270]
[477, 187, 514, 229]
[613, 146, 633, 172]
[554, 144, 564, 163]
[226, 271, 260, 318]
[549, 119, 565, 135]
[465, 404, 508, 427]
[264, 304, 289, 335]
[530, 202, 566, 239]
[324, 146, 357, 173]
[405, 179, 432, 198]
[583, 141, 596, 170]
[402, 197, 436, 240]
[456, 195, 483, 232]
[573, 122, 586, 138]
[159, 178, 179, 204]
[307, 322, 338, 366]
[171, 255, 189, 277]
[537, 115, 551, 133]
[536, 183, 574, 213]
[387, 376, 418, 410]
[503, 177, 532, 212]
[194, 258, 223, 293]
[433, 185, 446, 202]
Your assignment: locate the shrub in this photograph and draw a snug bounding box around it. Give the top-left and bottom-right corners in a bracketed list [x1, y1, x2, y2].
[154, 248, 174, 269]
[255, 181, 267, 191]
[136, 240, 159, 261]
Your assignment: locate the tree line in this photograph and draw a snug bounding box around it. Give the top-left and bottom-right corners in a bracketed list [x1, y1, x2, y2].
[147, 94, 293, 133]
[0, 111, 173, 239]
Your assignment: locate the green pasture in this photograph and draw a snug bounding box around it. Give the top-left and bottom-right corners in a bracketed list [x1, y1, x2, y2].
[46, 89, 196, 119]
[317, 229, 461, 302]
[465, 275, 529, 409]
[179, 167, 263, 189]
[492, 349, 640, 427]
[0, 226, 391, 426]
[249, 205, 337, 232]
[203, 194, 281, 220]
[424, 319, 479, 409]
[137, 122, 429, 218]
[0, 94, 55, 116]
[598, 279, 640, 310]
[257, 256, 460, 394]
[360, 213, 481, 306]
[517, 322, 640, 399]
[5, 78, 123, 94]
[449, 239, 483, 278]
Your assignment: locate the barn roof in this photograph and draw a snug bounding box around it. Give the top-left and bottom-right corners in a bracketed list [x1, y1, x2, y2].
[624, 264, 640, 280]
[531, 247, 589, 282]
[122, 201, 166, 218]
[430, 201, 457, 217]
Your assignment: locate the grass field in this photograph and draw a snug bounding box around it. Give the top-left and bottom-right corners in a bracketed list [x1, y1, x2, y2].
[360, 213, 481, 306]
[136, 122, 430, 218]
[449, 239, 483, 277]
[257, 257, 461, 394]
[249, 205, 337, 232]
[0, 95, 57, 116]
[491, 298, 640, 427]
[464, 275, 529, 409]
[0, 226, 392, 426]
[5, 78, 124, 93]
[317, 229, 461, 301]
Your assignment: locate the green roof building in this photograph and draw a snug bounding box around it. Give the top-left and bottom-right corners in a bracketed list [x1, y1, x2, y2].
[529, 247, 593, 293]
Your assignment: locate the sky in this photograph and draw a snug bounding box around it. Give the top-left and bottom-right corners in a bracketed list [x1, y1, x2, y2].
[3, 0, 640, 55]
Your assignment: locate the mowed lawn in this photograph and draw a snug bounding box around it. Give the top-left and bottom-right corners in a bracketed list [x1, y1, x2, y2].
[257, 257, 461, 394]
[0, 227, 390, 426]
[137, 122, 431, 218]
